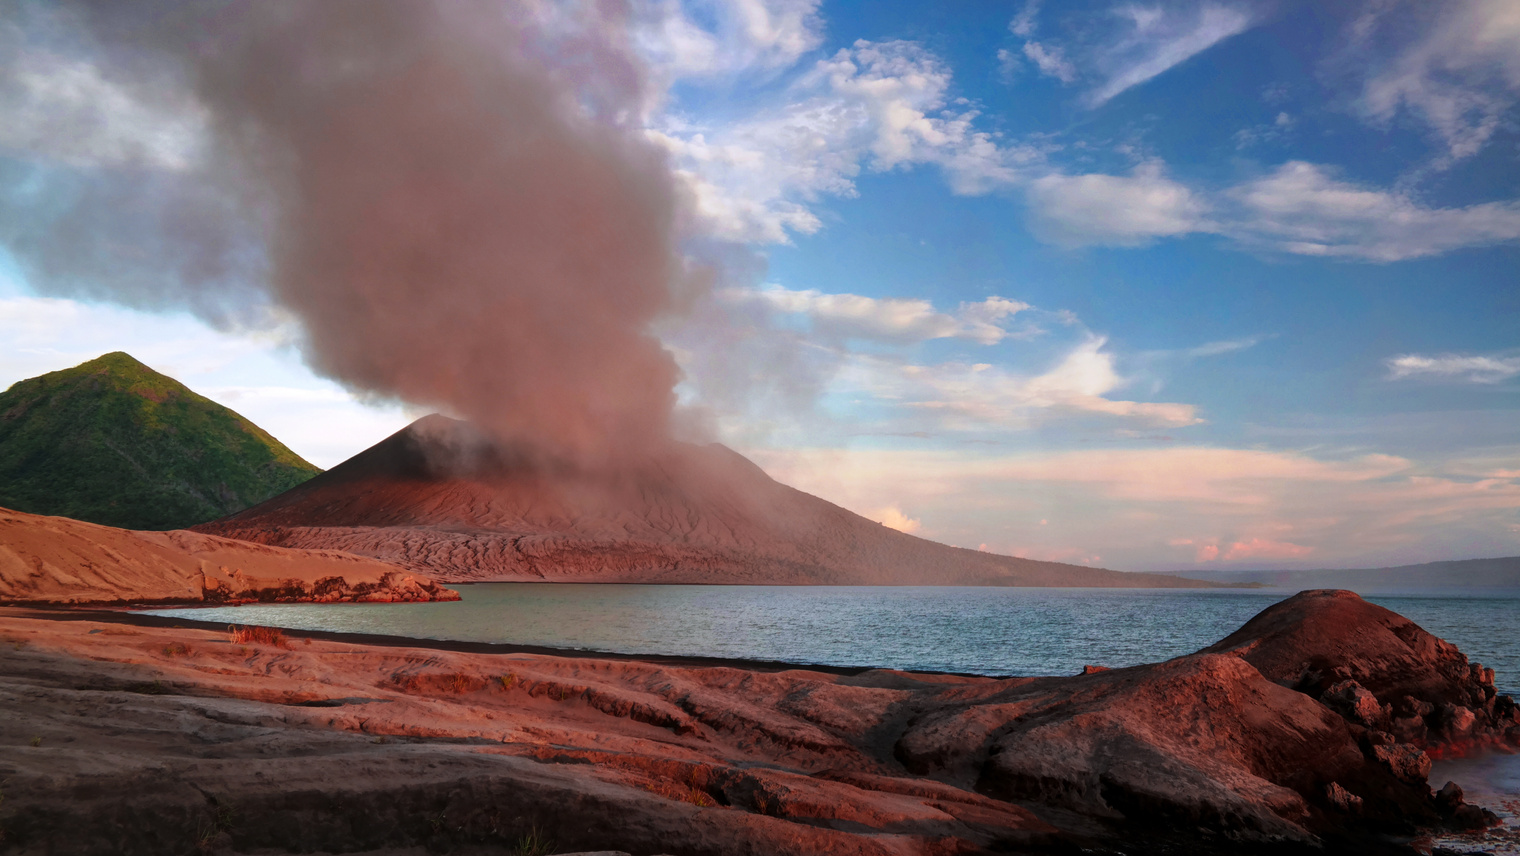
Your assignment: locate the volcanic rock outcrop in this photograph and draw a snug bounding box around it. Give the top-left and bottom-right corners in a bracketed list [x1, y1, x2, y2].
[198, 415, 1213, 587]
[1205, 588, 1520, 756]
[0, 590, 1509, 854]
[0, 506, 458, 605]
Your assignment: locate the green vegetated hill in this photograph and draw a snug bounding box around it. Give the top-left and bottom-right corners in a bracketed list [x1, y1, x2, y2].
[0, 352, 321, 530]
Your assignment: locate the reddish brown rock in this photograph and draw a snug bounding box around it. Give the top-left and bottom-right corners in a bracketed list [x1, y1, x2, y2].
[0, 507, 458, 605]
[0, 589, 1509, 855]
[1204, 589, 1520, 755]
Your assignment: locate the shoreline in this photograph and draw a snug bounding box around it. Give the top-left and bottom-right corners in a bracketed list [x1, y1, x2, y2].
[2, 590, 1516, 855]
[11, 603, 928, 678]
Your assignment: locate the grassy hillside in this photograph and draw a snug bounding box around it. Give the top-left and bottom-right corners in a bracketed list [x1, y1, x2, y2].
[0, 352, 320, 530]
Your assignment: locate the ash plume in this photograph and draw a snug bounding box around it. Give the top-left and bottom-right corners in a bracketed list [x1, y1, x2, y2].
[0, 0, 700, 463]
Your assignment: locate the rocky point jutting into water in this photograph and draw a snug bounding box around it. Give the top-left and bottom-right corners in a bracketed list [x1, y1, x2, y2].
[0, 589, 1512, 855]
[195, 415, 1215, 589]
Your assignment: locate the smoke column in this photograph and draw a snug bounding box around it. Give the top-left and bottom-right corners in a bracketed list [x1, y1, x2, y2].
[0, 0, 695, 463]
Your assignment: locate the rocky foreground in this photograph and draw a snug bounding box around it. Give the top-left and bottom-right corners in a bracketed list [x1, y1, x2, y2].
[0, 507, 458, 605]
[0, 590, 1514, 855]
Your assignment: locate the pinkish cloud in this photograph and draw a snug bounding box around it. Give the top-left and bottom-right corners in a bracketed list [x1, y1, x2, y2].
[1221, 537, 1314, 561]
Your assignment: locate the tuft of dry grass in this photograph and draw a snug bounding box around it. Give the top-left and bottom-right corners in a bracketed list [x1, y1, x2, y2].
[638, 778, 718, 808]
[684, 786, 715, 807]
[390, 672, 486, 695]
[228, 625, 291, 648]
[162, 641, 193, 657]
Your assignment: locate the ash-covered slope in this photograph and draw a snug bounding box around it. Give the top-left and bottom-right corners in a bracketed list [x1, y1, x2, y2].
[198, 415, 1209, 587]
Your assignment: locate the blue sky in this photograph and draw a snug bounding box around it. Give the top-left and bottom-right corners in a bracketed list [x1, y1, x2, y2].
[1, 0, 1517, 571]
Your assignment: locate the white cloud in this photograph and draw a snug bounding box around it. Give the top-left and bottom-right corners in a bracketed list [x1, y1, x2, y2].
[1230, 161, 1520, 261]
[840, 337, 1202, 430]
[727, 285, 1029, 345]
[1003, 2, 1256, 104]
[636, 0, 825, 79]
[657, 31, 1520, 262]
[1184, 336, 1268, 358]
[1387, 352, 1520, 383]
[1009, 1, 1043, 38]
[1023, 41, 1077, 84]
[0, 48, 206, 170]
[725, 0, 826, 66]
[1025, 158, 1520, 259]
[996, 48, 1021, 82]
[1357, 0, 1520, 161]
[874, 505, 921, 534]
[1025, 161, 1211, 247]
[1086, 3, 1257, 106]
[1219, 537, 1314, 561]
[1233, 111, 1295, 149]
[653, 39, 1036, 243]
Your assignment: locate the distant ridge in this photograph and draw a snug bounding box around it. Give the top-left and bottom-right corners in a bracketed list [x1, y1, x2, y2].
[199, 414, 1218, 588]
[0, 352, 321, 530]
[1162, 556, 1520, 591]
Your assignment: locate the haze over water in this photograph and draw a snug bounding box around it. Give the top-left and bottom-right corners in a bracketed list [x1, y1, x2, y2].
[152, 585, 1520, 695]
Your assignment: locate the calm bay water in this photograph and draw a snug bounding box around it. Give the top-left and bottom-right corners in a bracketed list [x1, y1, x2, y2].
[147, 584, 1520, 695]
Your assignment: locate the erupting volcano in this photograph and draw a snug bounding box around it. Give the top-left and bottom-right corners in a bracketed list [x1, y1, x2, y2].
[196, 415, 1211, 588]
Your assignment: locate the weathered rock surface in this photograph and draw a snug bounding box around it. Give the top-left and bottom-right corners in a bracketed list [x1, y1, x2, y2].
[196, 415, 1215, 588]
[0, 590, 1509, 855]
[0, 506, 458, 605]
[1204, 589, 1520, 755]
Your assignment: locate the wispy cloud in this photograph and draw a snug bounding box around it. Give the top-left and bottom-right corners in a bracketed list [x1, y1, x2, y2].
[637, 0, 825, 79]
[1024, 161, 1212, 247]
[653, 39, 1038, 244]
[1086, 3, 1257, 106]
[1387, 352, 1520, 383]
[1354, 0, 1520, 162]
[840, 336, 1203, 431]
[1009, 0, 1043, 38]
[1229, 161, 1520, 260]
[725, 286, 1030, 345]
[1017, 158, 1520, 260]
[1000, 1, 1255, 104]
[1023, 41, 1078, 84]
[1184, 336, 1270, 358]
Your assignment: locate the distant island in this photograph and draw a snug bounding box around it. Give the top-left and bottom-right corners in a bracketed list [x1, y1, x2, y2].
[1158, 557, 1520, 591]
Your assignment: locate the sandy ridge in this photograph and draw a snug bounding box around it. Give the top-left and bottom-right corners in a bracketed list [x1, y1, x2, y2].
[0, 507, 458, 605]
